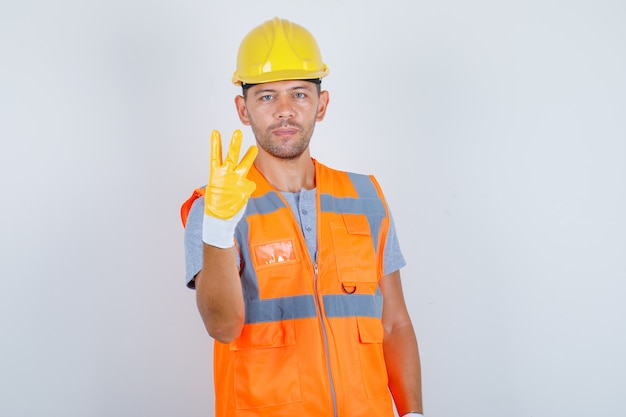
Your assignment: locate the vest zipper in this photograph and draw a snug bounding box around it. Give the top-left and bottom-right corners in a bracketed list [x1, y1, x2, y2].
[277, 187, 338, 416]
[313, 262, 338, 417]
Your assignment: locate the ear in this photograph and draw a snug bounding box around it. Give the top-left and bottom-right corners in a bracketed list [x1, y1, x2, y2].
[316, 90, 330, 122]
[234, 95, 251, 125]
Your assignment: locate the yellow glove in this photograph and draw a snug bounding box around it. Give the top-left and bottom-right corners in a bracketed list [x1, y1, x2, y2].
[202, 129, 258, 248]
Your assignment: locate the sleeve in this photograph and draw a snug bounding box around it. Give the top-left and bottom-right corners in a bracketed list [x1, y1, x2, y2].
[183, 197, 205, 289]
[183, 195, 243, 288]
[383, 211, 407, 276]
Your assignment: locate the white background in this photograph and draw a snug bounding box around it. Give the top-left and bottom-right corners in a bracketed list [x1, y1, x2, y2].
[1, 1, 625, 416]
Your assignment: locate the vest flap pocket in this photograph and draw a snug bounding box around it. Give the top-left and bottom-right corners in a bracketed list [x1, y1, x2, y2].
[231, 320, 296, 351]
[356, 316, 389, 398]
[342, 213, 371, 235]
[357, 316, 385, 344]
[231, 321, 302, 409]
[330, 214, 377, 284]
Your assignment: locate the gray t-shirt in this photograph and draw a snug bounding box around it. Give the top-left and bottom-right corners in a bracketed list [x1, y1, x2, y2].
[183, 189, 406, 288]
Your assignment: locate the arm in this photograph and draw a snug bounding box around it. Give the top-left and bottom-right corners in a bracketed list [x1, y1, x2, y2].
[379, 270, 424, 416]
[195, 129, 257, 343]
[195, 244, 244, 343]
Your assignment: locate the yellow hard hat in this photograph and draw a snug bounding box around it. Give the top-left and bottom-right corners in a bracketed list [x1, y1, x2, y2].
[232, 17, 329, 85]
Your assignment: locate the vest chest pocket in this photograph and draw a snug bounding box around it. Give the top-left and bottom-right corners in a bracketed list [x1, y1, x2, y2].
[252, 239, 299, 268]
[330, 214, 378, 284]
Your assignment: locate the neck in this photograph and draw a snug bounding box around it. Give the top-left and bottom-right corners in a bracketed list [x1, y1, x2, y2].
[254, 150, 315, 192]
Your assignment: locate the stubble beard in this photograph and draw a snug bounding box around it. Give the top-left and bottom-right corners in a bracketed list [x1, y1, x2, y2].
[251, 120, 316, 161]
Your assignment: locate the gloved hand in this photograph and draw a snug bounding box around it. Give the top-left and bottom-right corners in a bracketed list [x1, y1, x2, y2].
[202, 129, 258, 248]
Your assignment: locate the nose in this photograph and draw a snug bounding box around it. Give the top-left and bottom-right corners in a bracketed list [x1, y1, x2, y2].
[274, 95, 293, 119]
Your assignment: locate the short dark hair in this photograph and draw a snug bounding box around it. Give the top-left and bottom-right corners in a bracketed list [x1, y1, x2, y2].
[242, 79, 322, 99]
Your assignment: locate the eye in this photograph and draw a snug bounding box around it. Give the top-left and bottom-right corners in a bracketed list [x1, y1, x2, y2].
[293, 92, 306, 99]
[260, 94, 274, 101]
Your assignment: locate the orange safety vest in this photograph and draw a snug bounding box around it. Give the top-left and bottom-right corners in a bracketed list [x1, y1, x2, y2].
[181, 159, 394, 417]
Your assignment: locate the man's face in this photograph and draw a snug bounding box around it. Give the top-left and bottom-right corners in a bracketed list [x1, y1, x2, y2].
[235, 80, 329, 161]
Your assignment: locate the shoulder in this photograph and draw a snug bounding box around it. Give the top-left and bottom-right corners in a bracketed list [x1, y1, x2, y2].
[315, 160, 379, 188]
[180, 186, 206, 228]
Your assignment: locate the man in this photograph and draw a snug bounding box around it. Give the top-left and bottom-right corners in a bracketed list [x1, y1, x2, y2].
[181, 17, 423, 417]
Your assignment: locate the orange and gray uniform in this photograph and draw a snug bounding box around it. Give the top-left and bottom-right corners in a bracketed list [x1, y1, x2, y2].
[182, 160, 404, 417]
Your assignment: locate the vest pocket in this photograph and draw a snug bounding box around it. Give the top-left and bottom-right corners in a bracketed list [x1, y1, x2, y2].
[330, 214, 378, 284]
[231, 321, 302, 409]
[357, 316, 389, 398]
[252, 239, 299, 268]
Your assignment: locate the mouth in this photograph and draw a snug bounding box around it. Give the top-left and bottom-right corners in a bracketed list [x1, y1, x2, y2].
[272, 125, 300, 137]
